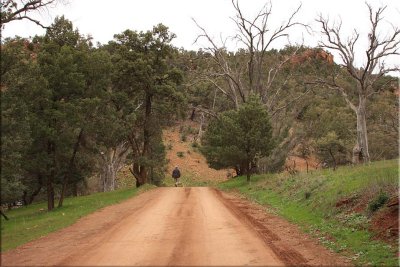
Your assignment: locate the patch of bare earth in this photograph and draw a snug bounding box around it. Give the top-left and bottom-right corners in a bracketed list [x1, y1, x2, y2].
[370, 197, 399, 246]
[163, 121, 231, 183]
[335, 192, 399, 246]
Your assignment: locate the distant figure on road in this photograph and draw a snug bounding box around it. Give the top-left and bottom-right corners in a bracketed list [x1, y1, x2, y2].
[172, 166, 181, 187]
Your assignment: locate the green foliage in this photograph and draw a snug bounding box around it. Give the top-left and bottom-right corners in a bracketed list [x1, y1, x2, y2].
[191, 141, 199, 148]
[107, 24, 184, 186]
[201, 96, 275, 180]
[176, 151, 185, 158]
[218, 159, 398, 266]
[0, 17, 111, 208]
[180, 133, 187, 142]
[368, 191, 389, 213]
[316, 131, 346, 169]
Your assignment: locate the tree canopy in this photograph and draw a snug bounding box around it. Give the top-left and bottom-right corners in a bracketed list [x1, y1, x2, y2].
[201, 96, 275, 181]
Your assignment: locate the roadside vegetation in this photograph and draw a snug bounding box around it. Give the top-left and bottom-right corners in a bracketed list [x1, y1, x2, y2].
[0, 184, 154, 252]
[218, 159, 398, 266]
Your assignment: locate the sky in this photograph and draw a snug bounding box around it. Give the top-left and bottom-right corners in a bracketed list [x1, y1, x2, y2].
[2, 0, 400, 74]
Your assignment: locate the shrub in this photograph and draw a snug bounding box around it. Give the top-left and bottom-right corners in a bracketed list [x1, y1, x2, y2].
[191, 141, 199, 148]
[368, 191, 389, 212]
[180, 134, 187, 142]
[177, 151, 184, 158]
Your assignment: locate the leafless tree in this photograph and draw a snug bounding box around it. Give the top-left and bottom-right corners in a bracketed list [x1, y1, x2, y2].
[193, 0, 310, 113]
[0, 0, 64, 29]
[316, 3, 400, 163]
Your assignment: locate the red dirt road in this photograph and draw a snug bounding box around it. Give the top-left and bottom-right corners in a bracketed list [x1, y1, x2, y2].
[1, 187, 349, 266]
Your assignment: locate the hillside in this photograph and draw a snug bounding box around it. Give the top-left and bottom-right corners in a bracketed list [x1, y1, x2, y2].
[218, 159, 399, 266]
[163, 121, 231, 185]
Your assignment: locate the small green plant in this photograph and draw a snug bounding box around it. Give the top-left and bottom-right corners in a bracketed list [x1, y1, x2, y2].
[191, 141, 199, 148]
[305, 191, 312, 199]
[336, 213, 370, 229]
[180, 134, 187, 142]
[368, 191, 389, 212]
[177, 151, 184, 158]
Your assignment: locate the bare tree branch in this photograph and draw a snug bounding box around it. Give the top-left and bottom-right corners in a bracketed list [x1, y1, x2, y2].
[316, 2, 399, 163]
[1, 0, 65, 29]
[193, 0, 308, 110]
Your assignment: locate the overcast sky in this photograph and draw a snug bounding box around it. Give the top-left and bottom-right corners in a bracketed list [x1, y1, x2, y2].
[2, 0, 400, 73]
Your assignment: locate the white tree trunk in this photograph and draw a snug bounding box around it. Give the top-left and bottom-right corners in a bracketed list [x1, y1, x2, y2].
[99, 142, 130, 192]
[353, 96, 370, 164]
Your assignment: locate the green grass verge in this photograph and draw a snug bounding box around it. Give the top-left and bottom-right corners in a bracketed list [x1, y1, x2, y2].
[0, 184, 155, 252]
[218, 159, 398, 266]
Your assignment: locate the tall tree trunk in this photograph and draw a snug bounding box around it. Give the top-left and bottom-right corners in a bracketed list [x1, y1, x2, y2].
[190, 108, 196, 121]
[47, 173, 54, 211]
[246, 160, 251, 182]
[139, 92, 153, 186]
[47, 141, 55, 211]
[353, 96, 370, 164]
[72, 182, 78, 197]
[58, 129, 83, 207]
[1, 210, 9, 220]
[100, 143, 130, 192]
[22, 191, 28, 206]
[328, 148, 337, 171]
[28, 175, 43, 205]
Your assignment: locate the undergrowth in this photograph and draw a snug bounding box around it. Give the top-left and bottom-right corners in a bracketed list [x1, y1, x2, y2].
[218, 159, 398, 266]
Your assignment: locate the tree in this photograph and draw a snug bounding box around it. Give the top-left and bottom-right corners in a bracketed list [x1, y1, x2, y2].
[192, 1, 311, 173]
[0, 0, 63, 29]
[316, 3, 400, 164]
[1, 37, 42, 207]
[201, 96, 274, 181]
[193, 0, 309, 111]
[316, 131, 346, 170]
[107, 24, 184, 187]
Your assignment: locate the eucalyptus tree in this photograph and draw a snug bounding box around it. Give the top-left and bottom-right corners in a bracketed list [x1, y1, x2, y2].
[193, 0, 310, 111]
[316, 3, 399, 163]
[192, 0, 312, 173]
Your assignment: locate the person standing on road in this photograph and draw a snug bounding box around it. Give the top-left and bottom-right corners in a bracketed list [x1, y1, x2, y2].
[172, 166, 181, 187]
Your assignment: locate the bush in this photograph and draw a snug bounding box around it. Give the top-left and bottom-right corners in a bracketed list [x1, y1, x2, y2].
[177, 151, 184, 158]
[368, 191, 389, 212]
[191, 141, 199, 148]
[180, 134, 187, 142]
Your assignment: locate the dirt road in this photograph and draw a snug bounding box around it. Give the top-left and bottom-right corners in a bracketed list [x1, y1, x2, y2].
[1, 187, 349, 266]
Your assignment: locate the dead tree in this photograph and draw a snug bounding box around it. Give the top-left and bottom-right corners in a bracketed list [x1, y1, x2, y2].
[0, 0, 64, 29]
[193, 0, 310, 113]
[316, 3, 400, 164]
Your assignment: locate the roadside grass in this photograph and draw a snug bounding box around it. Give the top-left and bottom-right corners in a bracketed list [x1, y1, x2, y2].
[218, 159, 398, 266]
[0, 184, 155, 252]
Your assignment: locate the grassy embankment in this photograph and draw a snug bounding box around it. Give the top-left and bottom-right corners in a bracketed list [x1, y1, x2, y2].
[218, 159, 398, 266]
[0, 184, 155, 252]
